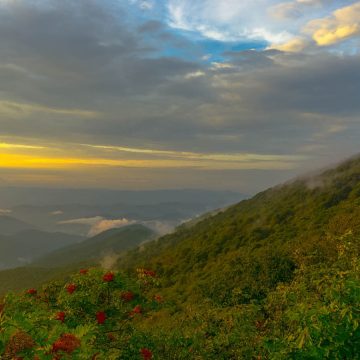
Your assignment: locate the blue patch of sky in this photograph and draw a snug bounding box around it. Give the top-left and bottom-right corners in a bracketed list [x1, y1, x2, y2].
[121, 0, 270, 63]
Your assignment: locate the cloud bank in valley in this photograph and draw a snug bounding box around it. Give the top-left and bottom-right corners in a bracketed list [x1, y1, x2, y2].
[58, 217, 135, 237]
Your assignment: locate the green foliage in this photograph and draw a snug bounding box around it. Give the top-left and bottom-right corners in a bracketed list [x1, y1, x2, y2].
[0, 268, 162, 359]
[260, 232, 360, 359]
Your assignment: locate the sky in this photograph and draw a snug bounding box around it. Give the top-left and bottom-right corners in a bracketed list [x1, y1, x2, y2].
[0, 0, 359, 193]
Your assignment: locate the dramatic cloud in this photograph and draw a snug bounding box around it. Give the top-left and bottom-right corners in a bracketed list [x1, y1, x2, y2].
[0, 0, 359, 193]
[167, 0, 292, 43]
[271, 1, 360, 50]
[305, 2, 360, 46]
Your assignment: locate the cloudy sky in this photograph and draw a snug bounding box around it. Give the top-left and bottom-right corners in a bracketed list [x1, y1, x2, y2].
[0, 0, 359, 193]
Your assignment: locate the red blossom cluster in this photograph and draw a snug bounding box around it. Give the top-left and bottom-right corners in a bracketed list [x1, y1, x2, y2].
[140, 348, 153, 360]
[55, 311, 66, 323]
[121, 291, 135, 302]
[4, 269, 162, 358]
[96, 311, 106, 324]
[130, 305, 142, 317]
[26, 288, 37, 295]
[103, 272, 115, 282]
[137, 268, 156, 278]
[52, 333, 80, 354]
[66, 283, 77, 294]
[154, 294, 163, 303]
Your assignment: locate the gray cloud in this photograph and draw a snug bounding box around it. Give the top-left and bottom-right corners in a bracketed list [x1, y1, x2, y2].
[0, 0, 359, 193]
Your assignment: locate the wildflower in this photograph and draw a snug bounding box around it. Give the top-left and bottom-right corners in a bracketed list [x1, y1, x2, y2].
[130, 305, 142, 316]
[55, 311, 66, 323]
[121, 291, 135, 302]
[144, 270, 156, 277]
[96, 311, 106, 324]
[79, 269, 89, 275]
[103, 272, 115, 282]
[52, 334, 80, 354]
[154, 294, 163, 303]
[26, 288, 37, 295]
[66, 283, 77, 294]
[137, 268, 156, 278]
[140, 348, 153, 360]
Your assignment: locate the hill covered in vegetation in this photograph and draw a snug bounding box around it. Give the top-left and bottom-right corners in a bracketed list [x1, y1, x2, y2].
[33, 224, 155, 268]
[0, 225, 155, 295]
[119, 156, 360, 306]
[1, 156, 359, 359]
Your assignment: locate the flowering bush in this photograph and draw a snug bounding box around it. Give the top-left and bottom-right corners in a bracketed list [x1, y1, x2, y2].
[0, 268, 162, 359]
[102, 272, 115, 282]
[65, 283, 77, 294]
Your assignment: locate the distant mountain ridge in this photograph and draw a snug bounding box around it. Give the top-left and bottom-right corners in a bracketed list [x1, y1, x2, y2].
[0, 188, 244, 207]
[0, 215, 34, 235]
[0, 229, 83, 270]
[32, 224, 155, 268]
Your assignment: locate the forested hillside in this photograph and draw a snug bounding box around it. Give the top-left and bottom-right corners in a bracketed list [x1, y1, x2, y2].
[119, 156, 360, 305]
[33, 224, 155, 268]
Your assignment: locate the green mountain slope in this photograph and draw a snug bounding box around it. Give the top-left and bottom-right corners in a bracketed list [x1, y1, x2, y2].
[118, 156, 360, 305]
[31, 224, 155, 268]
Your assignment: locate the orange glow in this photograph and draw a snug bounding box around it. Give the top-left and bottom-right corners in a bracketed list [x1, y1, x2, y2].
[0, 152, 297, 170]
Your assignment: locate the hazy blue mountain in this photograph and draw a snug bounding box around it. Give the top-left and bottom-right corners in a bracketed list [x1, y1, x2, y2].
[0, 188, 244, 207]
[1, 189, 245, 236]
[0, 229, 83, 269]
[0, 215, 35, 236]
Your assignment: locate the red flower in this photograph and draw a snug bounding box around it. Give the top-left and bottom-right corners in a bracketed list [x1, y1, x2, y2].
[137, 268, 156, 278]
[55, 311, 66, 323]
[121, 291, 135, 302]
[66, 283, 77, 294]
[52, 334, 80, 354]
[102, 272, 115, 282]
[96, 311, 106, 324]
[154, 294, 163, 303]
[79, 269, 89, 275]
[144, 270, 156, 277]
[140, 348, 153, 360]
[130, 305, 142, 316]
[26, 288, 37, 295]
